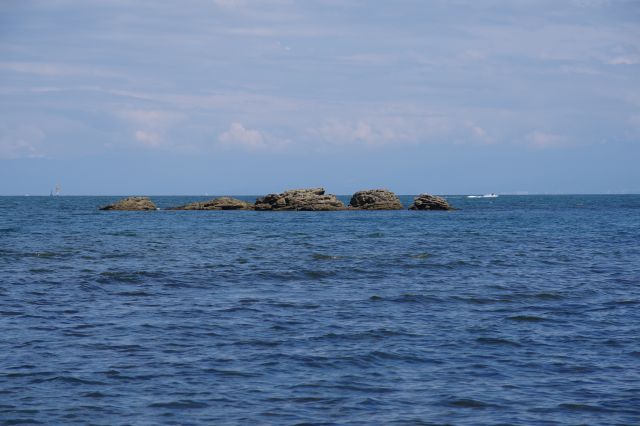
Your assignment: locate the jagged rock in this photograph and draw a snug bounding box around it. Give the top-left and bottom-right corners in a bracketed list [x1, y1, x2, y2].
[254, 188, 345, 211]
[100, 196, 157, 211]
[408, 194, 454, 210]
[349, 189, 403, 210]
[169, 197, 254, 210]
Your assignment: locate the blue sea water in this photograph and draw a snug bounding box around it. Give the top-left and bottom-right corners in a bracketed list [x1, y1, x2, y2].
[1, 194, 639, 425]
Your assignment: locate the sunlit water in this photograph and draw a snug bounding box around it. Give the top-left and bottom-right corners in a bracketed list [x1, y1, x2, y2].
[1, 195, 639, 425]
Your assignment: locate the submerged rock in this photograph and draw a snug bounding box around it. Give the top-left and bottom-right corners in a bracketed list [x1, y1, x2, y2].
[169, 197, 254, 210]
[100, 196, 157, 211]
[254, 188, 345, 211]
[349, 189, 403, 210]
[408, 194, 454, 210]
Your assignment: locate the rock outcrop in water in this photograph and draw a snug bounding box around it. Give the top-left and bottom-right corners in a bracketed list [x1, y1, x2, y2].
[100, 196, 157, 211]
[349, 189, 403, 210]
[254, 188, 346, 211]
[408, 194, 454, 211]
[169, 197, 254, 210]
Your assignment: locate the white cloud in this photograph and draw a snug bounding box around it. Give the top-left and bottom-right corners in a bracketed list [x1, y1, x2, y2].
[606, 55, 640, 66]
[134, 130, 162, 147]
[559, 65, 601, 75]
[218, 122, 289, 151]
[0, 124, 45, 159]
[316, 120, 405, 146]
[526, 131, 568, 149]
[315, 115, 452, 147]
[464, 121, 494, 144]
[117, 109, 185, 149]
[219, 122, 265, 150]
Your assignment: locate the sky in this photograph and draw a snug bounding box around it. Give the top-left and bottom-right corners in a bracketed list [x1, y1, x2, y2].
[1, 0, 639, 195]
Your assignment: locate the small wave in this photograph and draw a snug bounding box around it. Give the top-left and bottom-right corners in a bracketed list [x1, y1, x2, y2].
[108, 231, 138, 237]
[312, 253, 342, 260]
[454, 296, 503, 305]
[476, 337, 521, 346]
[82, 391, 109, 398]
[202, 368, 260, 378]
[268, 301, 320, 309]
[392, 293, 443, 304]
[100, 252, 134, 259]
[409, 252, 431, 259]
[35, 376, 106, 385]
[291, 396, 345, 404]
[28, 268, 55, 273]
[507, 315, 546, 322]
[366, 232, 385, 238]
[533, 292, 563, 300]
[303, 269, 335, 279]
[5, 371, 54, 379]
[218, 306, 262, 313]
[558, 403, 611, 412]
[148, 400, 209, 409]
[23, 251, 68, 259]
[115, 291, 153, 297]
[0, 310, 23, 317]
[3, 419, 44, 425]
[97, 270, 165, 284]
[445, 398, 498, 409]
[368, 350, 433, 364]
[87, 343, 145, 353]
[232, 339, 280, 348]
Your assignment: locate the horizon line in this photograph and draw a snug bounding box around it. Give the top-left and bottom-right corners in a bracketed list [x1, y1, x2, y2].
[2, 193, 639, 197]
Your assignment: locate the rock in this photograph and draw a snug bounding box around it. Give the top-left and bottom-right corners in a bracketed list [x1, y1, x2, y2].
[254, 188, 345, 211]
[169, 197, 254, 210]
[100, 196, 157, 211]
[349, 189, 403, 210]
[408, 194, 454, 210]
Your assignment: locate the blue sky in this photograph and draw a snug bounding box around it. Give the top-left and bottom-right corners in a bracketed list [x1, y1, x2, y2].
[1, 0, 639, 195]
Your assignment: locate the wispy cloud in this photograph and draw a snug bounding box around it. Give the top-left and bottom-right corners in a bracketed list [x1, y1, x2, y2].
[464, 121, 494, 144]
[605, 55, 640, 66]
[0, 124, 45, 159]
[314, 115, 452, 147]
[117, 109, 185, 149]
[527, 131, 568, 149]
[0, 62, 121, 78]
[218, 122, 289, 151]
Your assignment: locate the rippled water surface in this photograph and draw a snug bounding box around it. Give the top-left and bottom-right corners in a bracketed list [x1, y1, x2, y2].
[1, 195, 639, 425]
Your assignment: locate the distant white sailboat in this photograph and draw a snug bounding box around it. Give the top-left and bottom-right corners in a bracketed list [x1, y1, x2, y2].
[50, 183, 61, 196]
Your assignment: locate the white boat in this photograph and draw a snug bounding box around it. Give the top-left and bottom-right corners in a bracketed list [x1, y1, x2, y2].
[467, 193, 498, 198]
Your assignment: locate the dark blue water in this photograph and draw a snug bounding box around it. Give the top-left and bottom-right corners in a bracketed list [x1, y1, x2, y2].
[1, 195, 639, 425]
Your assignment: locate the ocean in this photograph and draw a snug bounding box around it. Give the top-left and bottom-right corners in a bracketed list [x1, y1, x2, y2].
[1, 195, 639, 425]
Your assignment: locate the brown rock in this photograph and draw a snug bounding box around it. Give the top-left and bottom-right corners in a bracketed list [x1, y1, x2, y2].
[100, 196, 157, 211]
[349, 189, 403, 210]
[408, 194, 454, 210]
[169, 197, 254, 210]
[255, 188, 345, 211]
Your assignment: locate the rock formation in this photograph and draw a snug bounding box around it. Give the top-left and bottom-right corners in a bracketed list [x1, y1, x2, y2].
[100, 196, 157, 211]
[408, 194, 454, 210]
[169, 197, 254, 210]
[349, 189, 403, 210]
[254, 188, 345, 211]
